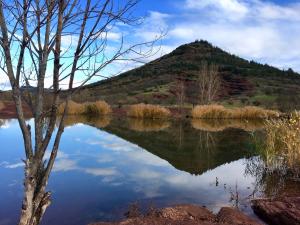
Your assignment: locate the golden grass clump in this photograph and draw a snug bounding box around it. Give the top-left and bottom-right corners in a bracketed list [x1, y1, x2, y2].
[192, 105, 231, 119]
[58, 100, 111, 115]
[264, 111, 300, 167]
[128, 104, 171, 119]
[83, 101, 112, 115]
[0, 101, 4, 111]
[57, 100, 85, 115]
[234, 106, 280, 119]
[192, 105, 280, 119]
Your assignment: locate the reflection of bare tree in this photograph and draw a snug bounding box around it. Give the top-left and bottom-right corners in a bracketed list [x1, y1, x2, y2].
[196, 131, 217, 170]
[197, 131, 216, 153]
[198, 62, 221, 104]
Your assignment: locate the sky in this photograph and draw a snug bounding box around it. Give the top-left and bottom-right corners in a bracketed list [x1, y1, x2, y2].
[1, 0, 300, 89]
[130, 0, 300, 71]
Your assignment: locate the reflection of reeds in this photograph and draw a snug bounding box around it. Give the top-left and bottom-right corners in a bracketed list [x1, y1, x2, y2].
[192, 105, 280, 119]
[128, 118, 170, 132]
[191, 119, 265, 132]
[61, 115, 111, 128]
[128, 104, 170, 119]
[58, 100, 111, 115]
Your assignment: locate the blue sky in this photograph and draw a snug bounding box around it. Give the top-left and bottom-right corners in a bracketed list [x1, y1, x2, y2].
[127, 0, 300, 72]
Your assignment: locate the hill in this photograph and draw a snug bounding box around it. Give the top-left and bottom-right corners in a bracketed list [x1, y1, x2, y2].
[71, 40, 300, 111]
[1, 40, 300, 111]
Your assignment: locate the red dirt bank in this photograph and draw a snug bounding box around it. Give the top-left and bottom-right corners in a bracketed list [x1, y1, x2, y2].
[90, 205, 262, 225]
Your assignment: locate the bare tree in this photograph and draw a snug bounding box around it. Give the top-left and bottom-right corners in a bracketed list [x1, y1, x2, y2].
[171, 75, 186, 116]
[0, 1, 160, 224]
[198, 62, 220, 104]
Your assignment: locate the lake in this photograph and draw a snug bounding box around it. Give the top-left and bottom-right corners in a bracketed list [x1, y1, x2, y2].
[0, 116, 299, 225]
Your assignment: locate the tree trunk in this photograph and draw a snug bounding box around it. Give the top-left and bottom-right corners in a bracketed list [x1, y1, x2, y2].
[18, 160, 51, 225]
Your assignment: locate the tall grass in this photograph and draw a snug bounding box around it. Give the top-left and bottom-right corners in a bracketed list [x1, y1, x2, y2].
[264, 112, 300, 168]
[192, 105, 280, 119]
[83, 101, 112, 115]
[58, 100, 84, 115]
[58, 100, 111, 115]
[128, 104, 170, 119]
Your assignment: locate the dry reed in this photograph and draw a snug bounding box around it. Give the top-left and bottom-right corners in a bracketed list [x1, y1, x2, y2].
[264, 112, 300, 167]
[128, 104, 170, 119]
[58, 100, 111, 115]
[57, 100, 85, 115]
[192, 105, 280, 119]
[83, 101, 112, 115]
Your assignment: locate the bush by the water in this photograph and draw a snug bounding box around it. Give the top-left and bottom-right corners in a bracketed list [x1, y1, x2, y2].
[192, 105, 280, 119]
[58, 100, 111, 115]
[83, 101, 112, 115]
[128, 104, 170, 119]
[58, 100, 84, 115]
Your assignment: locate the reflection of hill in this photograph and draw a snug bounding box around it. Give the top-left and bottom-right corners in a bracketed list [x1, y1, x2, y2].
[98, 118, 258, 175]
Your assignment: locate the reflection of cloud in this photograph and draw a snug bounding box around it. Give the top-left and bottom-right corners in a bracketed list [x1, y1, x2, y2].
[134, 169, 162, 179]
[0, 161, 24, 169]
[53, 159, 77, 172]
[84, 167, 118, 176]
[127, 150, 169, 167]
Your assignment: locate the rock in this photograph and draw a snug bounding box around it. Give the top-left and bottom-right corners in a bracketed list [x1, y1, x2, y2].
[252, 197, 300, 225]
[89, 204, 262, 225]
[217, 207, 261, 225]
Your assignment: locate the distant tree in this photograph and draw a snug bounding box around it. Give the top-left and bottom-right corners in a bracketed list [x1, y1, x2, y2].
[197, 62, 221, 104]
[170, 74, 186, 116]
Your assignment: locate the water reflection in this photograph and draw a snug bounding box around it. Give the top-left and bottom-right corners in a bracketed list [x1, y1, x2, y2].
[128, 118, 170, 132]
[0, 116, 299, 225]
[191, 119, 265, 132]
[61, 115, 111, 128]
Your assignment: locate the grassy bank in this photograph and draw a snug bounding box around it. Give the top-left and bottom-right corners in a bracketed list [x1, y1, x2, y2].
[58, 100, 111, 115]
[127, 104, 170, 119]
[192, 105, 280, 119]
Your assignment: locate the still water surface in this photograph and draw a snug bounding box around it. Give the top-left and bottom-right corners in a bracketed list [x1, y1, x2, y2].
[0, 117, 298, 225]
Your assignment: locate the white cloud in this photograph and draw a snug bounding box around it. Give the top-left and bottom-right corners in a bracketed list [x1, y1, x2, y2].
[106, 32, 121, 41]
[160, 0, 300, 71]
[186, 0, 248, 20]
